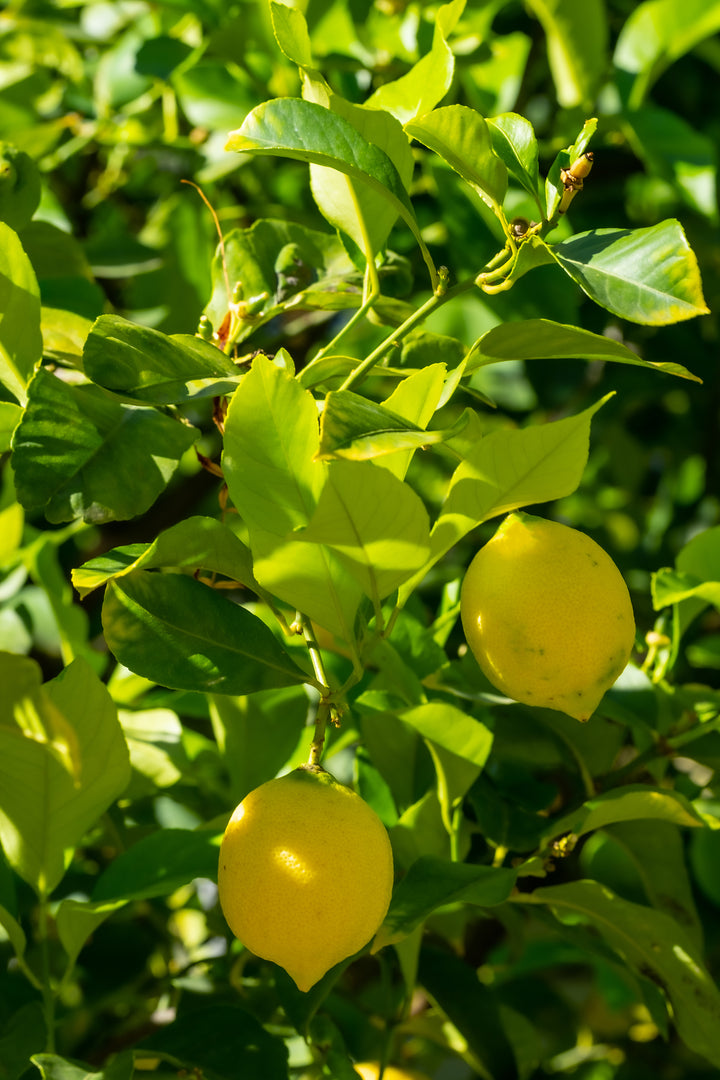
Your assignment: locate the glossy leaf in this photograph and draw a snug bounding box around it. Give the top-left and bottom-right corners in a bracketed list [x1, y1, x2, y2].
[226, 98, 437, 286]
[0, 221, 42, 405]
[0, 654, 130, 896]
[83, 314, 242, 403]
[72, 516, 256, 599]
[551, 220, 710, 324]
[487, 112, 541, 207]
[379, 364, 449, 480]
[296, 460, 431, 601]
[405, 104, 508, 209]
[11, 368, 198, 524]
[303, 81, 415, 262]
[0, 401, 21, 452]
[528, 880, 720, 1068]
[467, 318, 701, 382]
[525, 0, 608, 108]
[102, 572, 311, 695]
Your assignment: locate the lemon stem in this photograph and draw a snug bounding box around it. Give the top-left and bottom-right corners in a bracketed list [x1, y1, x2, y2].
[301, 616, 333, 767]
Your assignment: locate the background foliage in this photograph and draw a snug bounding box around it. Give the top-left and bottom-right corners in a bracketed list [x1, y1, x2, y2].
[0, 0, 719, 1078]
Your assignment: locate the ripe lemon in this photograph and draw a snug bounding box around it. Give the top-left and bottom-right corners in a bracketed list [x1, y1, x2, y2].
[217, 765, 394, 992]
[354, 1064, 431, 1080]
[460, 512, 635, 721]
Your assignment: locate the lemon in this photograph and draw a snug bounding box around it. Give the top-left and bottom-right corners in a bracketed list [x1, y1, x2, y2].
[217, 764, 394, 992]
[460, 511, 635, 721]
[354, 1064, 431, 1080]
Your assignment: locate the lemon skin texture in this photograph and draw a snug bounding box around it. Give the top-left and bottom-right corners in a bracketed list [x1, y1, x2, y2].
[217, 765, 394, 992]
[460, 512, 635, 721]
[354, 1065, 431, 1080]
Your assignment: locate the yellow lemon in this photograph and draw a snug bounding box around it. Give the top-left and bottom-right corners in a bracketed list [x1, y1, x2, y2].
[460, 511, 635, 721]
[354, 1065, 431, 1080]
[217, 765, 394, 992]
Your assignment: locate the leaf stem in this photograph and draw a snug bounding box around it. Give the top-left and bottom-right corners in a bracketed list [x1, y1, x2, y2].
[38, 893, 56, 1052]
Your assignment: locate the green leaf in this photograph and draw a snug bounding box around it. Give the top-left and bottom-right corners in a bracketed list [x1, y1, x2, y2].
[398, 703, 493, 831]
[550, 220, 710, 325]
[204, 219, 353, 347]
[0, 654, 130, 895]
[0, 221, 42, 405]
[378, 856, 517, 947]
[405, 104, 508, 210]
[525, 0, 608, 108]
[226, 97, 437, 286]
[72, 516, 256, 599]
[379, 363, 450, 480]
[0, 142, 41, 232]
[55, 898, 127, 971]
[0, 1003, 46, 1080]
[93, 828, 221, 902]
[608, 820, 704, 953]
[545, 784, 705, 845]
[487, 113, 541, 208]
[41, 308, 92, 368]
[223, 354, 324, 535]
[270, 0, 313, 67]
[364, 0, 465, 124]
[223, 355, 363, 641]
[303, 84, 415, 263]
[419, 945, 519, 1080]
[295, 460, 431, 601]
[318, 389, 468, 461]
[0, 402, 21, 453]
[467, 318, 702, 382]
[614, 0, 720, 107]
[421, 395, 610, 585]
[139, 1005, 289, 1080]
[32, 1052, 134, 1080]
[527, 880, 720, 1069]
[11, 368, 198, 524]
[83, 314, 242, 403]
[0, 903, 27, 963]
[624, 106, 719, 221]
[652, 569, 720, 611]
[210, 686, 308, 803]
[102, 572, 311, 696]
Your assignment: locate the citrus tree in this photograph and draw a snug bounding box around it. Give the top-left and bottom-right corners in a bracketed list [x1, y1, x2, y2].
[1, 1, 720, 1078]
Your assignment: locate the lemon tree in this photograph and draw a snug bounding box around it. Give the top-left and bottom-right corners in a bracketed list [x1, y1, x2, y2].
[1, 1, 720, 1079]
[460, 512, 636, 721]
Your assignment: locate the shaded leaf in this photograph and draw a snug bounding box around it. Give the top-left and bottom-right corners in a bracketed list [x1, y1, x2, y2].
[544, 784, 705, 845]
[32, 1053, 133, 1080]
[11, 368, 198, 524]
[528, 880, 720, 1069]
[377, 856, 517, 947]
[93, 828, 221, 901]
[525, 0, 608, 108]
